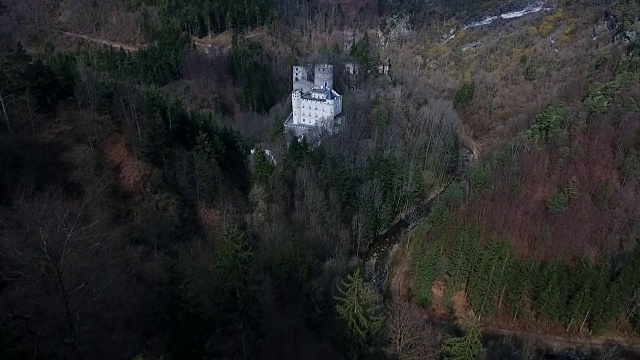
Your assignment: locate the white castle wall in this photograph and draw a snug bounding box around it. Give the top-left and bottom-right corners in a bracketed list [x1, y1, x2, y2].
[314, 64, 333, 89]
[291, 64, 341, 127]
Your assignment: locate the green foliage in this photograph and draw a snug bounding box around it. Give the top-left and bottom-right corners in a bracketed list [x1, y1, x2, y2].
[592, 181, 612, 209]
[546, 177, 579, 214]
[615, 0, 640, 34]
[504, 259, 534, 320]
[586, 71, 636, 114]
[137, 0, 274, 35]
[440, 181, 466, 209]
[546, 188, 568, 214]
[195, 132, 222, 202]
[365, 153, 413, 235]
[369, 102, 390, 128]
[453, 81, 475, 110]
[563, 176, 579, 200]
[442, 321, 485, 360]
[231, 36, 275, 112]
[520, 54, 538, 81]
[351, 34, 374, 72]
[527, 105, 570, 143]
[0, 43, 72, 125]
[334, 267, 384, 358]
[253, 147, 274, 186]
[142, 89, 249, 195]
[535, 258, 568, 321]
[468, 164, 490, 190]
[467, 240, 511, 318]
[412, 236, 445, 307]
[565, 259, 594, 332]
[622, 147, 640, 184]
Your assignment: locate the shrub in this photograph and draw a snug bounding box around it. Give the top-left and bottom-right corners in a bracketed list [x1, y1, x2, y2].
[527, 105, 570, 142]
[538, 8, 565, 37]
[453, 81, 475, 110]
[563, 176, 579, 200]
[592, 181, 612, 210]
[546, 189, 568, 214]
[468, 164, 490, 190]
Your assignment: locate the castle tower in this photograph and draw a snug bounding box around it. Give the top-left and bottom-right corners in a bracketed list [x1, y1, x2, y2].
[291, 90, 302, 125]
[314, 64, 333, 89]
[293, 66, 311, 92]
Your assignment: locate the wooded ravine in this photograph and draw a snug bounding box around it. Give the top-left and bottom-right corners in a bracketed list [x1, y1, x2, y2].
[1, 0, 640, 359]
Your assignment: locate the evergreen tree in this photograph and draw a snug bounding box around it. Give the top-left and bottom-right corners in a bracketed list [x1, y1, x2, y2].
[565, 259, 594, 332]
[212, 227, 261, 356]
[504, 258, 534, 320]
[589, 260, 615, 333]
[535, 258, 568, 322]
[412, 236, 445, 307]
[334, 267, 385, 359]
[441, 320, 485, 360]
[194, 132, 221, 204]
[253, 146, 274, 186]
[467, 241, 508, 318]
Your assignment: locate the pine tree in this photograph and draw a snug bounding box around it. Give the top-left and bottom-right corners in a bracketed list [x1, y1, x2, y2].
[494, 240, 512, 311]
[565, 259, 593, 332]
[334, 267, 385, 358]
[194, 132, 221, 204]
[466, 241, 506, 319]
[535, 258, 568, 322]
[504, 258, 534, 320]
[448, 226, 471, 286]
[441, 320, 485, 360]
[589, 261, 614, 333]
[412, 237, 445, 307]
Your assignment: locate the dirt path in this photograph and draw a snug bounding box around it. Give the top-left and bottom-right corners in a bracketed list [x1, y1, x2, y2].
[60, 31, 143, 52]
[483, 326, 640, 352]
[390, 251, 409, 303]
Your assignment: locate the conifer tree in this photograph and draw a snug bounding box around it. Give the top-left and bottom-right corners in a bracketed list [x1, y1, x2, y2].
[504, 258, 534, 320]
[441, 320, 485, 360]
[565, 259, 593, 332]
[467, 241, 507, 319]
[412, 237, 445, 307]
[535, 258, 568, 322]
[334, 267, 385, 358]
[194, 132, 221, 204]
[589, 261, 614, 333]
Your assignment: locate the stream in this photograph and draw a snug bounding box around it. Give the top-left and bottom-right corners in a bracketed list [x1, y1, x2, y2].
[361, 145, 640, 359]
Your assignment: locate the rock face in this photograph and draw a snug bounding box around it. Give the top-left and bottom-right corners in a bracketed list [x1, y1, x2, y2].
[379, 15, 412, 46]
[605, 9, 640, 44]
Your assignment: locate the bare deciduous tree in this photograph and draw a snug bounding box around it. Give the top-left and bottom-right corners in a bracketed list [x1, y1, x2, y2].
[385, 300, 441, 360]
[0, 187, 136, 359]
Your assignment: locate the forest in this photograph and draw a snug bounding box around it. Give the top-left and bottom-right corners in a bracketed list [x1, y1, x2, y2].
[1, 0, 640, 359]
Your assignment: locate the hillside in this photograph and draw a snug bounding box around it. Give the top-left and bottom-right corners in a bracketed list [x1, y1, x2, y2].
[1, 0, 640, 359]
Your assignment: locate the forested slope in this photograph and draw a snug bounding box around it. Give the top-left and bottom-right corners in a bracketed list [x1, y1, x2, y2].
[1, 0, 640, 359]
[407, 0, 640, 350]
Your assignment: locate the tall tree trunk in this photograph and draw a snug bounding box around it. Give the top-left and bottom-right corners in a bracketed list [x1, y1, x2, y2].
[579, 310, 590, 332]
[0, 91, 14, 134]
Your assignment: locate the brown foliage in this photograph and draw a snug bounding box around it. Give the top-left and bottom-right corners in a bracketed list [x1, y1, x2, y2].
[457, 115, 640, 260]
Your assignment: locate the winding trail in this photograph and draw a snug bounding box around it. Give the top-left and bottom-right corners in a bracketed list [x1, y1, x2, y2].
[59, 31, 144, 52]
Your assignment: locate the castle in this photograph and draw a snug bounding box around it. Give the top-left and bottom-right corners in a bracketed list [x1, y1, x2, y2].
[285, 64, 342, 135]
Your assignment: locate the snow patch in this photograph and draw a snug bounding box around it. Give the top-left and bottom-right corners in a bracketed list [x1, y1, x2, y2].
[463, 1, 548, 29]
